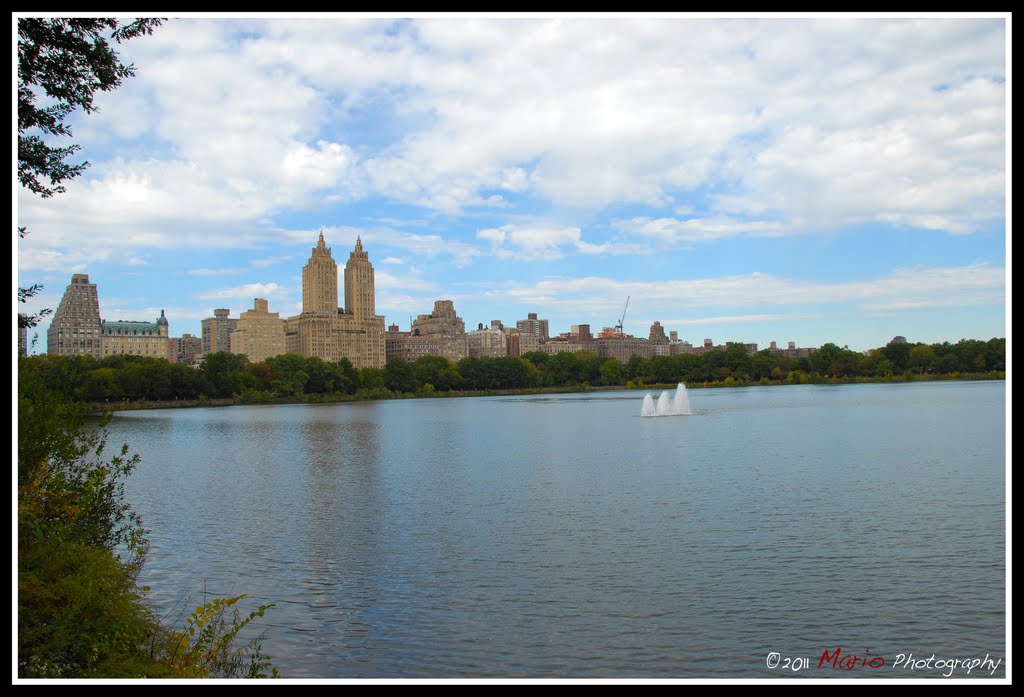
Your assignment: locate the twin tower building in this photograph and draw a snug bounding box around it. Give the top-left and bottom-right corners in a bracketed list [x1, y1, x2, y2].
[47, 233, 387, 369]
[282, 232, 385, 367]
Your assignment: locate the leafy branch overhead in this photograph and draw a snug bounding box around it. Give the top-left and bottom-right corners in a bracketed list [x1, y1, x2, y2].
[16, 18, 163, 338]
[17, 18, 163, 198]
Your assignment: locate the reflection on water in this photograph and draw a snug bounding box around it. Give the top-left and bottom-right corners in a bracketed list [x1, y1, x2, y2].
[110, 382, 1006, 678]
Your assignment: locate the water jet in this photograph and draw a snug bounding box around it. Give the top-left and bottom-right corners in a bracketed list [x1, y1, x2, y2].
[641, 382, 692, 416]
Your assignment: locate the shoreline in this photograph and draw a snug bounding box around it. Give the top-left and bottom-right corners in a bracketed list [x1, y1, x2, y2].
[87, 372, 1005, 415]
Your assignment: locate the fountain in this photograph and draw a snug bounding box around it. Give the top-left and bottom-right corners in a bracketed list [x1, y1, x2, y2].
[641, 382, 692, 417]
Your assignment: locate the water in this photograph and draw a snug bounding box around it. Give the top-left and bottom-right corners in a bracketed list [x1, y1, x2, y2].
[107, 381, 1006, 679]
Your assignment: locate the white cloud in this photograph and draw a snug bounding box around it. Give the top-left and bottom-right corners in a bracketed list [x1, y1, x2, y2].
[663, 313, 816, 326]
[186, 267, 246, 276]
[618, 216, 789, 244]
[336, 225, 483, 268]
[196, 282, 290, 305]
[477, 224, 601, 260]
[24, 16, 1003, 249]
[490, 263, 1005, 319]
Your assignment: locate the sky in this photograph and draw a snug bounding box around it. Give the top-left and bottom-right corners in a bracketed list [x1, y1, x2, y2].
[15, 13, 1009, 355]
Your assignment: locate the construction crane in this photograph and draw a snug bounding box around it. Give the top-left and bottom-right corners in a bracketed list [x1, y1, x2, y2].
[615, 296, 630, 337]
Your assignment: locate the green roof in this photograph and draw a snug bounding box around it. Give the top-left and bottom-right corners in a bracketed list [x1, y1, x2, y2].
[101, 320, 160, 335]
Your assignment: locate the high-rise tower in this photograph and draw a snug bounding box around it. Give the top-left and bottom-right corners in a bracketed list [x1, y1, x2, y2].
[344, 236, 375, 322]
[302, 231, 339, 315]
[47, 273, 103, 356]
[286, 232, 386, 369]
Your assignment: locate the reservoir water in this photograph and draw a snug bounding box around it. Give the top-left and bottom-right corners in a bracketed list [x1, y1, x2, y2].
[108, 381, 1006, 679]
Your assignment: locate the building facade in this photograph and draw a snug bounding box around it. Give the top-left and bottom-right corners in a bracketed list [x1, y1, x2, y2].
[409, 300, 467, 362]
[285, 233, 386, 369]
[100, 310, 172, 360]
[47, 274, 179, 360]
[201, 308, 237, 356]
[230, 298, 287, 364]
[516, 312, 549, 341]
[47, 273, 103, 357]
[506, 331, 541, 357]
[466, 323, 508, 358]
[171, 333, 204, 366]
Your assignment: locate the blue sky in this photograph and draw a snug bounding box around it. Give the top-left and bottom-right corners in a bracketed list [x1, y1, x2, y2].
[16, 13, 1009, 355]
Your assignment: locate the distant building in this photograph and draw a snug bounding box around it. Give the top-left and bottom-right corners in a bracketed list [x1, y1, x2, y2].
[669, 340, 694, 355]
[410, 300, 467, 361]
[171, 333, 204, 366]
[506, 330, 541, 357]
[649, 321, 670, 355]
[47, 274, 181, 360]
[569, 324, 594, 342]
[47, 273, 103, 357]
[649, 321, 669, 345]
[466, 323, 507, 358]
[231, 298, 287, 364]
[202, 308, 237, 356]
[767, 340, 818, 359]
[100, 310, 172, 360]
[541, 339, 589, 356]
[595, 336, 653, 363]
[284, 233, 387, 368]
[386, 332, 444, 363]
[725, 341, 759, 355]
[516, 312, 549, 341]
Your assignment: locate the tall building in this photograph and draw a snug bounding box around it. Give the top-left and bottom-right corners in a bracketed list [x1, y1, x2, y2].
[171, 333, 204, 366]
[47, 273, 103, 357]
[410, 300, 467, 361]
[47, 273, 172, 360]
[649, 321, 669, 345]
[231, 298, 287, 363]
[506, 330, 541, 357]
[202, 308, 237, 355]
[344, 237, 376, 323]
[302, 232, 338, 315]
[516, 312, 549, 341]
[285, 232, 386, 369]
[466, 323, 507, 358]
[649, 321, 670, 356]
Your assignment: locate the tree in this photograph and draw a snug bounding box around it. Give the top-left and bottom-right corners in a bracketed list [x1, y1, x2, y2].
[909, 344, 936, 375]
[17, 17, 163, 331]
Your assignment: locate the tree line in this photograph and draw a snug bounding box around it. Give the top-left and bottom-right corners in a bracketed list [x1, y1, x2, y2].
[20, 337, 1006, 406]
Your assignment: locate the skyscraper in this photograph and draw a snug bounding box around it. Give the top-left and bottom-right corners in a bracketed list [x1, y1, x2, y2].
[344, 236, 375, 323]
[302, 232, 339, 315]
[230, 298, 287, 363]
[201, 308, 237, 356]
[516, 312, 549, 341]
[47, 273, 103, 357]
[285, 232, 386, 369]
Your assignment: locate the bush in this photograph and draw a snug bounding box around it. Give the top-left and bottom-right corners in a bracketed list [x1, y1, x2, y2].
[17, 361, 278, 678]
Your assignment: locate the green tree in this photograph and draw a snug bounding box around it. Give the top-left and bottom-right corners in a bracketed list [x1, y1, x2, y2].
[809, 342, 844, 376]
[909, 344, 936, 375]
[383, 357, 416, 393]
[17, 17, 163, 332]
[599, 357, 623, 386]
[198, 352, 253, 398]
[880, 341, 911, 372]
[412, 355, 463, 391]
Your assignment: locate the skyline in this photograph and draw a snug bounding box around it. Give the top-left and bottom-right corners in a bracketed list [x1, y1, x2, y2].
[16, 14, 1009, 354]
